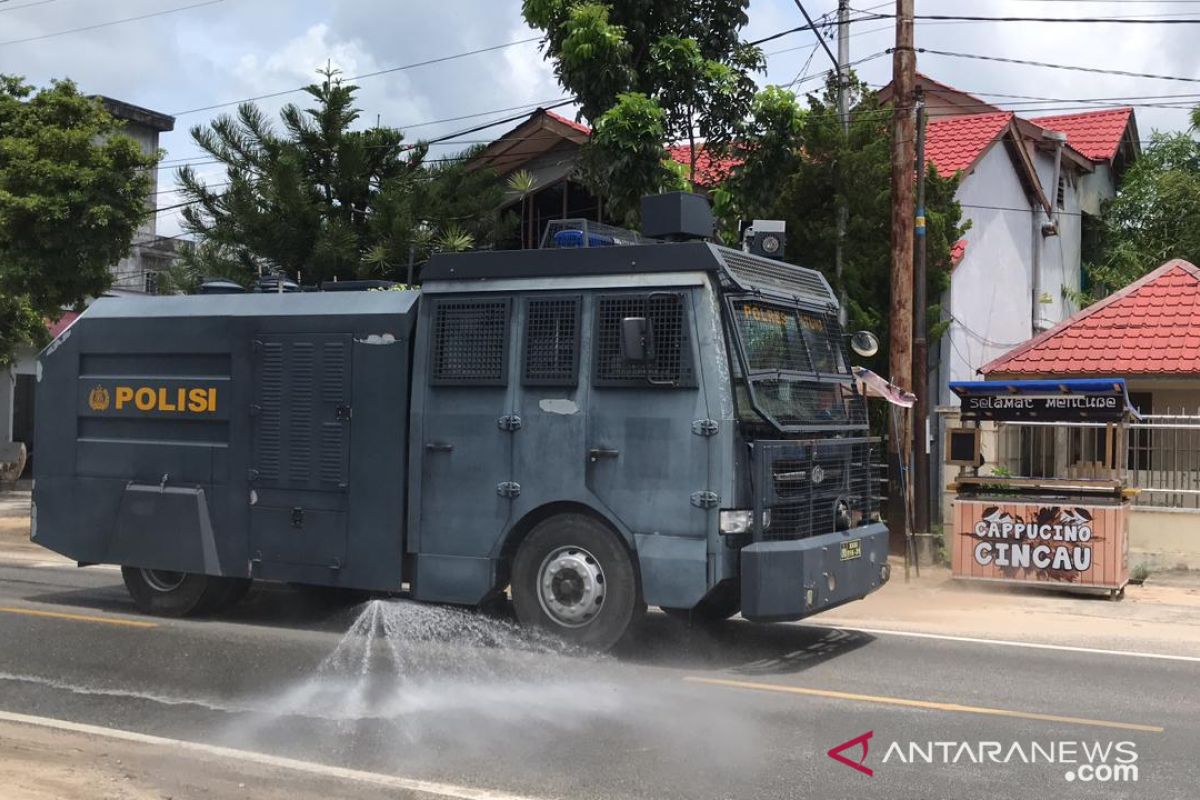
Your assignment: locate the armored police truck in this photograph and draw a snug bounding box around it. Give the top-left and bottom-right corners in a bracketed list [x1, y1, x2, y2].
[32, 199, 889, 649]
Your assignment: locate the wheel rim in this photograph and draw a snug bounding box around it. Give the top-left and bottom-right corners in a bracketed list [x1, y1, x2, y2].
[141, 568, 186, 593]
[537, 546, 605, 628]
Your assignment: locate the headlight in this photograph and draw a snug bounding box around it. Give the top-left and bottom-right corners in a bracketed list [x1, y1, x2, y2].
[720, 510, 753, 534]
[719, 509, 770, 534]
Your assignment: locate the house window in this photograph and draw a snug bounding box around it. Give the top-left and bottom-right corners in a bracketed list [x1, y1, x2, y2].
[144, 271, 159, 295]
[1056, 175, 1066, 209]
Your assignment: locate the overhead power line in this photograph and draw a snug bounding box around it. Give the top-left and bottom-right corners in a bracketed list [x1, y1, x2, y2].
[171, 35, 543, 116]
[0, 0, 223, 46]
[859, 10, 1200, 24]
[790, 1, 839, 70]
[0, 0, 58, 12]
[915, 48, 1200, 85]
[157, 97, 573, 170]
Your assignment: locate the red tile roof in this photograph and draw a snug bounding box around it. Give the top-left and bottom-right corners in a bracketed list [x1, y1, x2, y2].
[1029, 107, 1133, 163]
[538, 111, 738, 187]
[544, 110, 592, 136]
[665, 143, 740, 187]
[47, 310, 80, 339]
[924, 112, 1013, 175]
[981, 260, 1200, 376]
[950, 238, 968, 268]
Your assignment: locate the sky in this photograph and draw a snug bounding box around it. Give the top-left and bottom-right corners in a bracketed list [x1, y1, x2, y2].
[1, 0, 1198, 238]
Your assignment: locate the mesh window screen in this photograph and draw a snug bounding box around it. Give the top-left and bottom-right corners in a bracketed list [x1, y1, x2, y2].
[595, 293, 694, 387]
[524, 296, 581, 386]
[430, 299, 510, 385]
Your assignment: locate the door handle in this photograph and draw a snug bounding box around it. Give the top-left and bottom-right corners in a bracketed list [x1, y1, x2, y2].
[589, 448, 620, 462]
[425, 442, 454, 453]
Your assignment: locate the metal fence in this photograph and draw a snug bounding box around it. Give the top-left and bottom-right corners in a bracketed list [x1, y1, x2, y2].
[993, 415, 1200, 510]
[1128, 414, 1200, 510]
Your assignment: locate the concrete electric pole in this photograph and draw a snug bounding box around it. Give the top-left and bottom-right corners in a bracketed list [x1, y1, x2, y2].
[835, 0, 850, 325]
[912, 87, 930, 546]
[887, 0, 916, 553]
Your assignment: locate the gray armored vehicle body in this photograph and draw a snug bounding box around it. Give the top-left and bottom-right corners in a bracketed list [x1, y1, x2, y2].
[33, 231, 889, 648]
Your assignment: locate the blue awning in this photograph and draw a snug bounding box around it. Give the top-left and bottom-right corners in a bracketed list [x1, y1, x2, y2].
[950, 378, 1141, 421]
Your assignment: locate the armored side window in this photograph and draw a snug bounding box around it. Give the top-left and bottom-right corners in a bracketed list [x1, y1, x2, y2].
[430, 298, 510, 386]
[523, 296, 581, 386]
[594, 292, 695, 388]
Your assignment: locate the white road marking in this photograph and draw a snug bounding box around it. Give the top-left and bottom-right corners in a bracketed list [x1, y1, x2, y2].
[0, 710, 548, 800]
[808, 622, 1200, 664]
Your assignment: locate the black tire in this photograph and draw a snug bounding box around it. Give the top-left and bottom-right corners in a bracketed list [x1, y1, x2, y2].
[121, 567, 243, 617]
[511, 513, 642, 650]
[199, 577, 253, 613]
[662, 581, 741, 623]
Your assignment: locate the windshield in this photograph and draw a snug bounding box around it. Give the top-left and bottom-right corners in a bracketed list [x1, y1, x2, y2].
[729, 299, 861, 431]
[731, 301, 846, 375]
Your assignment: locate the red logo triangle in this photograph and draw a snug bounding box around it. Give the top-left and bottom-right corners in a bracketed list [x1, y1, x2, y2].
[827, 730, 874, 777]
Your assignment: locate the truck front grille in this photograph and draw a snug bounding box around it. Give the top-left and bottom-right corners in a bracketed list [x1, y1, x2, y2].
[752, 438, 879, 542]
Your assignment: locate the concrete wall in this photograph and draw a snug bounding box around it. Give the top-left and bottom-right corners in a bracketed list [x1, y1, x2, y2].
[1125, 379, 1200, 415]
[1129, 509, 1200, 571]
[109, 119, 171, 293]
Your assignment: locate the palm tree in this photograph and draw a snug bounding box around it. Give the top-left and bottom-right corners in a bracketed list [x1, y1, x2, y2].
[507, 169, 539, 248]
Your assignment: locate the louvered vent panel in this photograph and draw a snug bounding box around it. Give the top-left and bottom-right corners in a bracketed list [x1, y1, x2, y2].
[288, 342, 315, 484]
[319, 423, 344, 485]
[255, 342, 284, 481]
[717, 247, 835, 306]
[322, 342, 347, 402]
[253, 334, 351, 492]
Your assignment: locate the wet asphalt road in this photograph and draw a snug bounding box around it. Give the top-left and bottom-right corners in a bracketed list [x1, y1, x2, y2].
[0, 560, 1196, 800]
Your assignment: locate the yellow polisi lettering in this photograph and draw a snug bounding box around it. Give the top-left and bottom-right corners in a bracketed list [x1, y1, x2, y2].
[105, 386, 217, 413]
[134, 388, 155, 411]
[188, 388, 209, 413]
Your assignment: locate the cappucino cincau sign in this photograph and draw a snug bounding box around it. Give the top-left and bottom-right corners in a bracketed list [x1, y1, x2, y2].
[952, 500, 1129, 590]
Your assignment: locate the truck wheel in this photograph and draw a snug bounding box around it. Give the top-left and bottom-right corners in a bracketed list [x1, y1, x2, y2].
[199, 577, 252, 613]
[511, 514, 642, 650]
[121, 567, 243, 617]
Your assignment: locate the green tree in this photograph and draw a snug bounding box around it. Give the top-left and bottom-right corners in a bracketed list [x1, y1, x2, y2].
[580, 92, 688, 224]
[522, 0, 762, 208]
[723, 77, 966, 372]
[0, 76, 156, 364]
[176, 68, 511, 286]
[1085, 129, 1200, 298]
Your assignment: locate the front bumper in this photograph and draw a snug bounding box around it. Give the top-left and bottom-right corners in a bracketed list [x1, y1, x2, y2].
[739, 522, 890, 622]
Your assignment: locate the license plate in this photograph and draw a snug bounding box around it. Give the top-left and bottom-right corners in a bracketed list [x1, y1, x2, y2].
[840, 539, 862, 561]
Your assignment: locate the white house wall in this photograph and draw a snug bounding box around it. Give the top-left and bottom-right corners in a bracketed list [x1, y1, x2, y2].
[1079, 163, 1116, 216]
[1029, 151, 1083, 330]
[939, 143, 1035, 405]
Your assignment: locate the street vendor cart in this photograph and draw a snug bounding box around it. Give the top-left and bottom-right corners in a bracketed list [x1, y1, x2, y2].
[947, 379, 1140, 599]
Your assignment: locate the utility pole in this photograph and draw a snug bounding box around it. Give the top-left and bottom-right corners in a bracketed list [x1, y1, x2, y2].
[912, 87, 930, 548]
[887, 0, 916, 554]
[835, 0, 850, 325]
